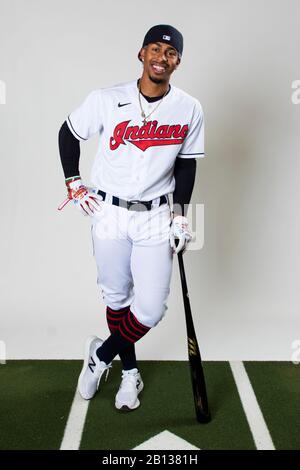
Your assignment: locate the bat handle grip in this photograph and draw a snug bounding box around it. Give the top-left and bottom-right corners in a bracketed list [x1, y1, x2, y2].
[57, 197, 71, 211]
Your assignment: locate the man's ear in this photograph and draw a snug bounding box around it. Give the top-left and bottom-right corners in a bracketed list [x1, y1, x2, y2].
[139, 48, 145, 62]
[175, 57, 181, 69]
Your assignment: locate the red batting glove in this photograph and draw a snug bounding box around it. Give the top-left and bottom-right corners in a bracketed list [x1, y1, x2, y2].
[58, 176, 103, 216]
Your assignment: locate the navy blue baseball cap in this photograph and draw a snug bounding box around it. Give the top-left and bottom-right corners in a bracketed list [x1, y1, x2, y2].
[138, 24, 183, 61]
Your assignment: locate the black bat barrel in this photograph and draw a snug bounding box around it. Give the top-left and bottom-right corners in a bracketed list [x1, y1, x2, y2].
[177, 250, 211, 423]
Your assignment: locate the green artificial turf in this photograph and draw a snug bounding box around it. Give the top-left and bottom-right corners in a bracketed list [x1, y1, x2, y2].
[244, 362, 300, 450]
[1, 361, 299, 450]
[80, 361, 255, 450]
[0, 360, 81, 450]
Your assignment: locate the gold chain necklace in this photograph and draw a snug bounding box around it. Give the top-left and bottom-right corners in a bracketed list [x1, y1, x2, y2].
[138, 81, 169, 125]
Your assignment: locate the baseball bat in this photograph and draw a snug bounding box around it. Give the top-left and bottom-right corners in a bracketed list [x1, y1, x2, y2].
[57, 197, 71, 211]
[177, 249, 211, 423]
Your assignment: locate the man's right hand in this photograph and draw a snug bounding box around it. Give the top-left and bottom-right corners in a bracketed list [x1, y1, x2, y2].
[58, 176, 103, 216]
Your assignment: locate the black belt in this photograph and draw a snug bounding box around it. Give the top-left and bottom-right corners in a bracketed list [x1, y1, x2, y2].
[97, 190, 168, 211]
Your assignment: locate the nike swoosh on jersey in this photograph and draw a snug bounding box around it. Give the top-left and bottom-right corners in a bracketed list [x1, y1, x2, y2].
[118, 102, 131, 107]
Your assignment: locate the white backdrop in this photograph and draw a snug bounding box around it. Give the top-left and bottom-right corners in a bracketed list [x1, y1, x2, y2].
[1, 0, 300, 360]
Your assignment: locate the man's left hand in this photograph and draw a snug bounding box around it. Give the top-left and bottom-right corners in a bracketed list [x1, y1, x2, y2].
[169, 215, 192, 254]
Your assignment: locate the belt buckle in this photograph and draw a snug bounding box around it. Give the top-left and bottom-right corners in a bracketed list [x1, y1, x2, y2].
[127, 200, 140, 210]
[127, 200, 152, 211]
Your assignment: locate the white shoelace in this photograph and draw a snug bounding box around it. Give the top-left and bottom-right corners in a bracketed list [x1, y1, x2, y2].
[120, 372, 138, 391]
[97, 363, 112, 390]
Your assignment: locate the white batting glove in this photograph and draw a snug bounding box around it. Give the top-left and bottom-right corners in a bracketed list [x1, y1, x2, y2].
[58, 177, 103, 216]
[170, 215, 193, 254]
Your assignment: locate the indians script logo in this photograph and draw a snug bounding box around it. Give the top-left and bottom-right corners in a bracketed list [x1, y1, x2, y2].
[110, 120, 189, 151]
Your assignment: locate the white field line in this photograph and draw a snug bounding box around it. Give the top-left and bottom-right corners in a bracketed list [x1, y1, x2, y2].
[60, 390, 89, 450]
[230, 361, 275, 450]
[133, 430, 200, 450]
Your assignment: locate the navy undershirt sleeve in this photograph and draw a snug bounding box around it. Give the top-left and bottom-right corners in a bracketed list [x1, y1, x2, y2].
[58, 121, 80, 178]
[173, 157, 196, 216]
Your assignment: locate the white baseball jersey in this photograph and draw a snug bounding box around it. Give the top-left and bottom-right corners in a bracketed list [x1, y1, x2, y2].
[67, 80, 205, 201]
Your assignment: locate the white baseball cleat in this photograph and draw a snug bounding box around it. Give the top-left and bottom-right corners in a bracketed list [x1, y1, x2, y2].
[115, 368, 144, 411]
[77, 335, 111, 400]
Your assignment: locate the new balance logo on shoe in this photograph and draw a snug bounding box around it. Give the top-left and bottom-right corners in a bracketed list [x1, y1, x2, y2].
[88, 356, 96, 373]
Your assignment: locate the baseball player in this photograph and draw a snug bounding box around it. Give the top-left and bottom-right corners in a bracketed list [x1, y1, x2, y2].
[58, 25, 205, 411]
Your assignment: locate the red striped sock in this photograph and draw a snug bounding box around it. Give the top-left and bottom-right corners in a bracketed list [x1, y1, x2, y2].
[105, 305, 138, 370]
[106, 305, 130, 333]
[119, 309, 150, 343]
[97, 310, 151, 365]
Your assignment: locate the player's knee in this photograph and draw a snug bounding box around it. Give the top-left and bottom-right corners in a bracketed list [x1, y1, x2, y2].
[98, 277, 133, 308]
[102, 291, 133, 311]
[133, 299, 169, 328]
